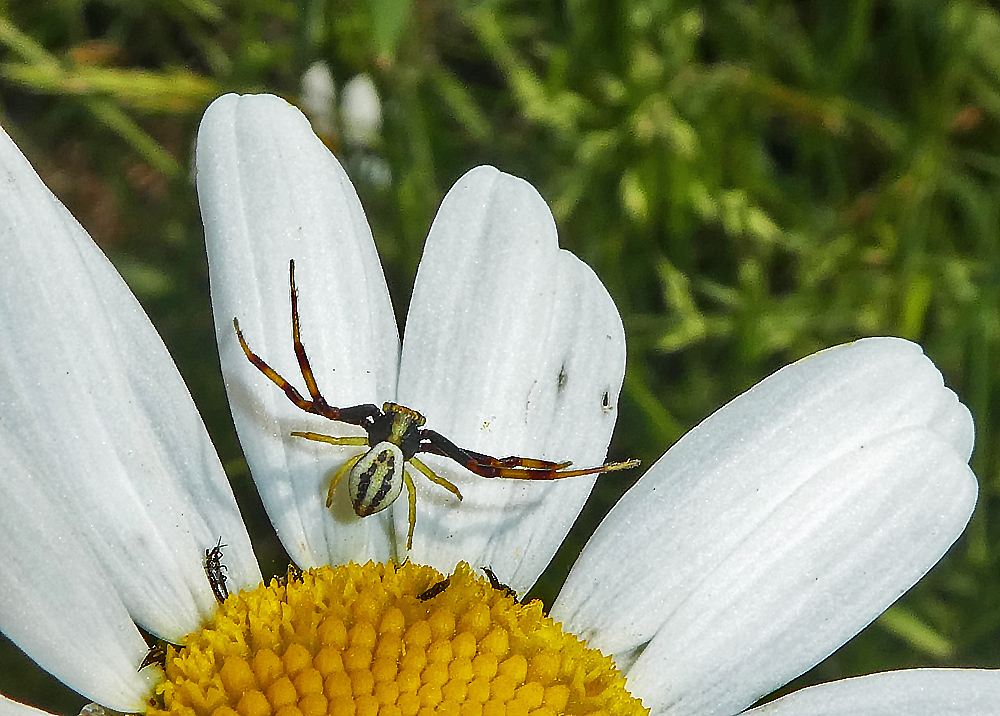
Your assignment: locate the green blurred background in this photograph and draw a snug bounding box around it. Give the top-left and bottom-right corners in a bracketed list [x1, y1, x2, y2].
[1, 0, 998, 712]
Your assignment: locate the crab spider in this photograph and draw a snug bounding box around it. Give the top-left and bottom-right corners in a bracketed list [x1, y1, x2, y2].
[234, 260, 639, 550]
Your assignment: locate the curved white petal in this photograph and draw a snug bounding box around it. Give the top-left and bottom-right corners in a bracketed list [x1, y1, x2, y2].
[552, 338, 977, 716]
[746, 669, 1000, 715]
[397, 166, 626, 591]
[0, 434, 155, 711]
[0, 695, 48, 716]
[197, 94, 399, 567]
[0, 694, 58, 716]
[0, 126, 258, 642]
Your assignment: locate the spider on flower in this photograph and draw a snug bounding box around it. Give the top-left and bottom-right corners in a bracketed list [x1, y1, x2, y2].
[234, 260, 639, 550]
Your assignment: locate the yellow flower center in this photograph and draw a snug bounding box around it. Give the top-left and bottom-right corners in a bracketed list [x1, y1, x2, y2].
[147, 561, 645, 716]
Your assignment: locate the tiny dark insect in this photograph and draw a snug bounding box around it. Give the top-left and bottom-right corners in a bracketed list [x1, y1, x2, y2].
[417, 576, 451, 601]
[204, 537, 229, 603]
[275, 562, 304, 588]
[138, 641, 167, 671]
[480, 566, 517, 599]
[235, 259, 640, 550]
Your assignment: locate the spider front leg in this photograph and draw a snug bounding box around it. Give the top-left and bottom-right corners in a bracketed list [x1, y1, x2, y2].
[234, 316, 323, 416]
[233, 259, 382, 429]
[421, 429, 639, 480]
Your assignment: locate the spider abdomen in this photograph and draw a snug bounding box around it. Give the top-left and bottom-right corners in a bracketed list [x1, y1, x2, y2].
[349, 441, 405, 516]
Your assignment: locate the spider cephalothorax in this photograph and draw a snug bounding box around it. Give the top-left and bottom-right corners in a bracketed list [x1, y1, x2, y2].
[234, 259, 638, 550]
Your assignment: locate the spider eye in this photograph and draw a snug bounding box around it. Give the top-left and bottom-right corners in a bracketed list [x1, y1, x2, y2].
[349, 441, 405, 516]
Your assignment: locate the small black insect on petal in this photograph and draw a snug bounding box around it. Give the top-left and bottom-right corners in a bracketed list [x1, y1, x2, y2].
[205, 537, 229, 603]
[557, 364, 568, 392]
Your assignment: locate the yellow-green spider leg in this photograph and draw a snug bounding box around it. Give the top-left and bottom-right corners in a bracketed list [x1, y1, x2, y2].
[410, 456, 464, 501]
[290, 431, 370, 508]
[322, 451, 365, 508]
[291, 431, 369, 447]
[402, 467, 417, 551]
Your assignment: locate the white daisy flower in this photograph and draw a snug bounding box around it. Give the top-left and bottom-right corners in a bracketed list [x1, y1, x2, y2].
[0, 92, 994, 716]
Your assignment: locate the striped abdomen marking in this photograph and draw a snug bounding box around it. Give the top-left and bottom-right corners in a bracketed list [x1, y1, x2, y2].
[348, 441, 405, 516]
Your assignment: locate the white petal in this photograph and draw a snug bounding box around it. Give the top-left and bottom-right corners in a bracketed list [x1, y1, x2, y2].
[0, 434, 155, 711]
[197, 94, 399, 567]
[0, 694, 57, 716]
[746, 669, 1000, 715]
[397, 167, 626, 591]
[552, 338, 976, 716]
[0, 696, 45, 716]
[0, 126, 258, 642]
